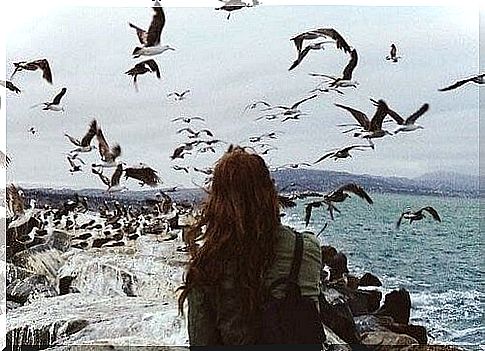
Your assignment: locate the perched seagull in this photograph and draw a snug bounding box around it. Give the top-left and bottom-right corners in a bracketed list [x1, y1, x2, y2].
[129, 2, 175, 58]
[262, 94, 318, 116]
[382, 101, 430, 134]
[385, 44, 401, 63]
[244, 100, 271, 112]
[125, 59, 161, 91]
[124, 164, 160, 187]
[67, 155, 83, 173]
[31, 87, 67, 111]
[396, 206, 441, 229]
[335, 99, 392, 143]
[171, 116, 205, 123]
[92, 164, 127, 193]
[438, 73, 485, 91]
[10, 59, 53, 84]
[172, 165, 190, 173]
[310, 49, 359, 89]
[0, 80, 21, 94]
[65, 119, 98, 153]
[177, 127, 214, 138]
[93, 126, 122, 168]
[167, 89, 191, 101]
[314, 144, 373, 164]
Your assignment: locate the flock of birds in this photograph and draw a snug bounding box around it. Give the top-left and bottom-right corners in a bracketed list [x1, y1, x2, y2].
[3, 1, 481, 232]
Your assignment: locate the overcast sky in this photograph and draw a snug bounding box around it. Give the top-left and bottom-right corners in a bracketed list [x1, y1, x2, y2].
[3, 3, 481, 190]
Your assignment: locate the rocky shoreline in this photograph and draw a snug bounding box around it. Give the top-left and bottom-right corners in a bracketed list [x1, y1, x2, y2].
[4, 205, 465, 351]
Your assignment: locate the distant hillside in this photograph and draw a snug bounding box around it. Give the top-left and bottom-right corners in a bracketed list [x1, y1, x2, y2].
[10, 169, 479, 209]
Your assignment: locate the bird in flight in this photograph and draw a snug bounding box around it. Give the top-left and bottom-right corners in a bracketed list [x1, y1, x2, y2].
[92, 164, 127, 193]
[313, 144, 373, 164]
[0, 80, 21, 94]
[125, 59, 161, 91]
[31, 87, 67, 112]
[167, 89, 191, 101]
[382, 100, 430, 134]
[65, 119, 98, 153]
[93, 125, 122, 168]
[10, 59, 53, 84]
[396, 206, 441, 228]
[438, 73, 485, 92]
[124, 164, 161, 187]
[309, 48, 359, 90]
[385, 44, 401, 63]
[129, 1, 175, 58]
[171, 116, 205, 123]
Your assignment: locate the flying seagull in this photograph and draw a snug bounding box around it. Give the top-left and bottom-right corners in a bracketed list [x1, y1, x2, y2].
[10, 59, 53, 84]
[215, 0, 257, 20]
[172, 165, 190, 173]
[335, 99, 392, 142]
[310, 49, 359, 89]
[171, 116, 205, 123]
[65, 119, 98, 153]
[244, 100, 271, 112]
[314, 144, 373, 164]
[193, 167, 213, 175]
[129, 2, 175, 58]
[167, 89, 191, 101]
[291, 28, 352, 58]
[124, 164, 160, 187]
[93, 126, 122, 168]
[396, 206, 441, 228]
[305, 183, 373, 224]
[0, 80, 21, 94]
[385, 44, 401, 63]
[31, 87, 67, 111]
[67, 155, 83, 173]
[438, 73, 485, 92]
[382, 101, 430, 134]
[177, 127, 214, 139]
[92, 164, 127, 193]
[262, 94, 318, 116]
[125, 59, 161, 91]
[28, 127, 37, 135]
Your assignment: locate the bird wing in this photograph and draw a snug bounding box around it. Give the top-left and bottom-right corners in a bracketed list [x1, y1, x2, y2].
[67, 156, 77, 168]
[334, 103, 370, 129]
[438, 78, 472, 92]
[396, 212, 407, 228]
[171, 117, 182, 122]
[291, 34, 305, 55]
[201, 129, 214, 137]
[385, 105, 405, 125]
[342, 144, 370, 152]
[64, 134, 81, 146]
[96, 127, 110, 160]
[314, 152, 335, 164]
[422, 206, 441, 222]
[111, 163, 124, 187]
[109, 144, 122, 162]
[339, 183, 373, 204]
[291, 94, 318, 109]
[6, 81, 21, 93]
[369, 100, 389, 131]
[405, 103, 430, 125]
[144, 59, 161, 78]
[33, 59, 53, 84]
[52, 88, 67, 105]
[342, 49, 358, 81]
[177, 127, 195, 134]
[80, 119, 98, 146]
[305, 201, 322, 226]
[181, 89, 191, 96]
[192, 116, 206, 121]
[278, 195, 297, 208]
[125, 166, 160, 186]
[129, 22, 148, 45]
[315, 28, 352, 53]
[288, 45, 313, 71]
[146, 6, 165, 47]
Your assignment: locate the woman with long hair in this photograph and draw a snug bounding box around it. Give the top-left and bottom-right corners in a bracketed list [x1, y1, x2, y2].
[178, 146, 322, 347]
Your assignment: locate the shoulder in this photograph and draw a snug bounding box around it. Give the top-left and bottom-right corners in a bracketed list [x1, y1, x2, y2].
[280, 225, 320, 249]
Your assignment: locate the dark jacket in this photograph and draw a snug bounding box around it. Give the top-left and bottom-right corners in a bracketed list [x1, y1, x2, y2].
[187, 225, 322, 347]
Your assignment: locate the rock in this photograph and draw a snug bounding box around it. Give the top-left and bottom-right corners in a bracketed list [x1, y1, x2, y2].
[58, 276, 77, 295]
[6, 263, 36, 286]
[6, 300, 22, 311]
[361, 331, 418, 349]
[321, 245, 338, 265]
[387, 323, 428, 345]
[376, 288, 411, 324]
[7, 274, 58, 304]
[12, 246, 65, 280]
[348, 289, 382, 316]
[358, 273, 382, 287]
[47, 230, 71, 252]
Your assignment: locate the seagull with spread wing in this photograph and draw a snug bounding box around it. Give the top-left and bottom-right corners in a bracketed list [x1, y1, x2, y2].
[92, 164, 127, 193]
[92, 125, 122, 168]
[438, 73, 485, 92]
[381, 100, 430, 134]
[129, 1, 175, 58]
[314, 144, 373, 164]
[31, 87, 67, 112]
[310, 48, 359, 89]
[167, 89, 191, 101]
[177, 127, 214, 139]
[396, 206, 441, 228]
[1, 80, 21, 94]
[124, 164, 160, 187]
[262, 94, 318, 116]
[125, 59, 161, 91]
[65, 119, 98, 153]
[10, 59, 53, 84]
[335, 99, 392, 143]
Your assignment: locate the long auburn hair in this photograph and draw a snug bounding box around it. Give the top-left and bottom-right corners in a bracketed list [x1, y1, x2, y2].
[178, 146, 280, 320]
